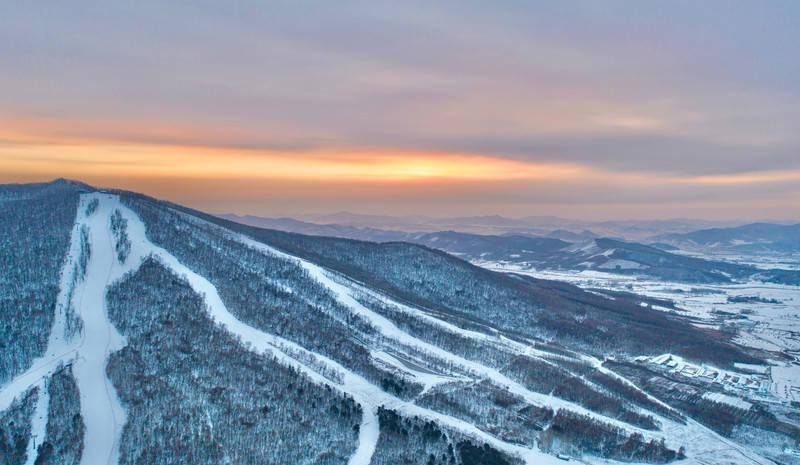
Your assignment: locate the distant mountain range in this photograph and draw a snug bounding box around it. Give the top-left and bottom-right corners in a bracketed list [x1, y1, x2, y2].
[226, 211, 798, 243]
[219, 214, 414, 242]
[657, 223, 800, 254]
[220, 214, 800, 285]
[275, 212, 754, 241]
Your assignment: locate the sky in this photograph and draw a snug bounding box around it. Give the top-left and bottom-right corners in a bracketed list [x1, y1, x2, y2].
[1, 1, 799, 220]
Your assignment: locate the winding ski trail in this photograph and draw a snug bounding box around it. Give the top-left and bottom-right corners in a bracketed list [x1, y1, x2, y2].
[0, 208, 85, 414]
[0, 194, 132, 465]
[233, 233, 676, 438]
[0, 197, 85, 465]
[115, 197, 566, 465]
[228, 221, 776, 465]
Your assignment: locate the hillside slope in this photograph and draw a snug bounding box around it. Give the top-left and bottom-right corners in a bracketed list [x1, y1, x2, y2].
[658, 223, 800, 254]
[220, 215, 799, 285]
[0, 181, 796, 465]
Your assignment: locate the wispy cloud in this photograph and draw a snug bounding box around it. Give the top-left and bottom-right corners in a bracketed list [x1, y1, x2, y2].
[0, 1, 798, 219]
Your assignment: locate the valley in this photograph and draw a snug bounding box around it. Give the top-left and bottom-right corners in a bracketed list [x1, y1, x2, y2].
[482, 262, 800, 435]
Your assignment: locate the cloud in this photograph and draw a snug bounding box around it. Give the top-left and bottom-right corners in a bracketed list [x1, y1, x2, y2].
[385, 133, 800, 176]
[0, 1, 798, 218]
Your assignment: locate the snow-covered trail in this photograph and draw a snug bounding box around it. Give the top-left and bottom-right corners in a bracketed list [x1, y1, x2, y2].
[0, 198, 86, 465]
[359, 295, 772, 465]
[0, 207, 85, 413]
[344, 279, 768, 465]
[23, 381, 49, 465]
[353, 280, 670, 403]
[1, 193, 133, 465]
[232, 233, 678, 439]
[348, 405, 379, 465]
[114, 199, 572, 465]
[0, 356, 69, 413]
[227, 226, 780, 465]
[72, 194, 131, 465]
[370, 349, 463, 397]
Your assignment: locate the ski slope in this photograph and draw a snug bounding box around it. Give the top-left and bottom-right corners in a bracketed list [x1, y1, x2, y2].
[0, 194, 133, 465]
[227, 218, 776, 465]
[23, 382, 49, 465]
[114, 195, 568, 465]
[233, 233, 675, 438]
[71, 195, 131, 465]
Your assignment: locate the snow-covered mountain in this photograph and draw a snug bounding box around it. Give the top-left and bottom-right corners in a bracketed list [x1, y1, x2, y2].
[1, 180, 798, 465]
[218, 215, 800, 285]
[468, 237, 800, 285]
[222, 212, 745, 241]
[657, 223, 800, 254]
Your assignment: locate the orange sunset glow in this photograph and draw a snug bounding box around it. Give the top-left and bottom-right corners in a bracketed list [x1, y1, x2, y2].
[1, 142, 588, 183]
[1, 2, 798, 221]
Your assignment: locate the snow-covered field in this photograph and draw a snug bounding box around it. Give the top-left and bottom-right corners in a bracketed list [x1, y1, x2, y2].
[702, 392, 752, 411]
[671, 250, 800, 271]
[479, 261, 800, 406]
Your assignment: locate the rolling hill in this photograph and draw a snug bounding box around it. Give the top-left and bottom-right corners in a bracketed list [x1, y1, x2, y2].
[658, 223, 800, 254]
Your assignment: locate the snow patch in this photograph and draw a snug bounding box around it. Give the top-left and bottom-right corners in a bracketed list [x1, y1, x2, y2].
[702, 392, 752, 410]
[598, 259, 647, 270]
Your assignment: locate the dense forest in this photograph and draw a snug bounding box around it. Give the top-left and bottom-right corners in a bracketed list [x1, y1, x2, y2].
[0, 181, 80, 383]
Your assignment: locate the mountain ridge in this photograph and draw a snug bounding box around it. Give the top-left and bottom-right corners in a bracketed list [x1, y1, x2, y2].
[219, 213, 800, 285]
[658, 222, 800, 254]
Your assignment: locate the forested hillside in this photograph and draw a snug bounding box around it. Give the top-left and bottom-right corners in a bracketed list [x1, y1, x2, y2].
[0, 181, 795, 465]
[0, 180, 82, 383]
[157, 195, 755, 366]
